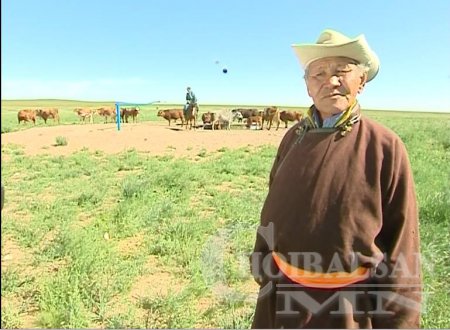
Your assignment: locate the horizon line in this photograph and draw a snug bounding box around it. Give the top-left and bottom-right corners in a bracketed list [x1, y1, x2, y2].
[1, 98, 450, 114]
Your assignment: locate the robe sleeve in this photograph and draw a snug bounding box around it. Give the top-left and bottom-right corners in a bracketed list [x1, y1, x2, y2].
[250, 125, 299, 284]
[374, 138, 422, 328]
[268, 124, 300, 187]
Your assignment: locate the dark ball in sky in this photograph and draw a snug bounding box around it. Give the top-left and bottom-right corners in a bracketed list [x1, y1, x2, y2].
[222, 68, 228, 74]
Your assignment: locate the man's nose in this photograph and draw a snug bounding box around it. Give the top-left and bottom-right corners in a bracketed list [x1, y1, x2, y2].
[328, 75, 341, 85]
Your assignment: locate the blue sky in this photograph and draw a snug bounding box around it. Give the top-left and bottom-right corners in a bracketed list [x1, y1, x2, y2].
[2, 0, 449, 112]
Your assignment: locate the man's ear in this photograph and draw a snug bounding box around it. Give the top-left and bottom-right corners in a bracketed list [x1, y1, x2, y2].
[358, 72, 368, 94]
[306, 80, 313, 97]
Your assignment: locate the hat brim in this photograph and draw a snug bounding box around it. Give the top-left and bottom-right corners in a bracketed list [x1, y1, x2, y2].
[291, 35, 379, 81]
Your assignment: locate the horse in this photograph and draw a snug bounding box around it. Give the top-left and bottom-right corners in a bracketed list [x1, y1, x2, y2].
[184, 102, 198, 130]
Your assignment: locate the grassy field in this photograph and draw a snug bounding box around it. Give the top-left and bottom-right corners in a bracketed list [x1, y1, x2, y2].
[1, 100, 450, 328]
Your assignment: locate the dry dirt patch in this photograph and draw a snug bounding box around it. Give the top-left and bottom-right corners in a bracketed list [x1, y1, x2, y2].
[1, 122, 288, 157]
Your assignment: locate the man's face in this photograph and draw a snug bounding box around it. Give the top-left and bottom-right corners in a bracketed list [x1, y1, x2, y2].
[305, 57, 367, 119]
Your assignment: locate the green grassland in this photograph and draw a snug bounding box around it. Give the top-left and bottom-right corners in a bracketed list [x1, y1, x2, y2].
[1, 99, 450, 328]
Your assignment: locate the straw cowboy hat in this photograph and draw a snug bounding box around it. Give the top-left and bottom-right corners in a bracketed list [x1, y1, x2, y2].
[292, 29, 380, 81]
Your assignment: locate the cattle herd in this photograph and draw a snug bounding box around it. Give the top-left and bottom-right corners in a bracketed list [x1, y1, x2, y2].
[16, 105, 304, 131]
[18, 108, 60, 124]
[17, 106, 140, 125]
[157, 106, 303, 131]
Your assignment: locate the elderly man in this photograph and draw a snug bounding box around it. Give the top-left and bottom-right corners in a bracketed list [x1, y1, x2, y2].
[250, 29, 421, 328]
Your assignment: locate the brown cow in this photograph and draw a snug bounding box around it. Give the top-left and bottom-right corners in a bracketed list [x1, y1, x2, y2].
[36, 108, 60, 124]
[96, 107, 116, 123]
[261, 106, 280, 130]
[279, 110, 303, 129]
[157, 109, 185, 126]
[120, 107, 140, 123]
[17, 109, 37, 124]
[74, 108, 94, 123]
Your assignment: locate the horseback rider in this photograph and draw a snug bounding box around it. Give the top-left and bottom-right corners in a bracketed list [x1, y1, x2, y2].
[184, 86, 197, 116]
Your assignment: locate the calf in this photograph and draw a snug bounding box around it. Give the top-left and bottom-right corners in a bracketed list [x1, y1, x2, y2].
[157, 109, 185, 126]
[17, 109, 36, 124]
[246, 115, 263, 130]
[120, 107, 140, 123]
[36, 108, 60, 124]
[96, 107, 116, 123]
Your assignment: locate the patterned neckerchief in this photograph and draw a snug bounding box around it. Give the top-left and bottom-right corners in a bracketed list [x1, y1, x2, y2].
[303, 101, 361, 135]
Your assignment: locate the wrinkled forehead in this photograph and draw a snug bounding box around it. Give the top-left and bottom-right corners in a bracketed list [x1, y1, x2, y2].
[307, 56, 359, 70]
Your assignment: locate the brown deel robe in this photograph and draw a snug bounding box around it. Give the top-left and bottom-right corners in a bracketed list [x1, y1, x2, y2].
[250, 115, 421, 328]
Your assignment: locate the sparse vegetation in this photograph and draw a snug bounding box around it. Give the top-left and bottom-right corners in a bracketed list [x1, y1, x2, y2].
[55, 136, 68, 146]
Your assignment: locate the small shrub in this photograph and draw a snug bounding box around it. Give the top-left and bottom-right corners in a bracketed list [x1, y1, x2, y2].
[197, 148, 207, 157]
[76, 191, 101, 206]
[122, 178, 146, 199]
[55, 136, 68, 146]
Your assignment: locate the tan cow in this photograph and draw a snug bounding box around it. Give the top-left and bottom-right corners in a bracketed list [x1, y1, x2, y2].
[36, 108, 60, 124]
[17, 109, 37, 124]
[74, 108, 94, 123]
[96, 107, 116, 123]
[279, 110, 303, 129]
[157, 109, 185, 126]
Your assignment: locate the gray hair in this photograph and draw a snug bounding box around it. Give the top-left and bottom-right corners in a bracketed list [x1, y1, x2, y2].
[356, 63, 370, 74]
